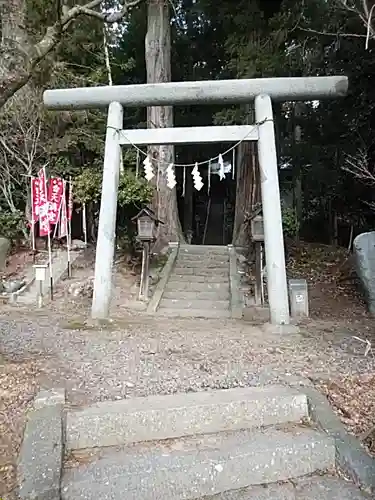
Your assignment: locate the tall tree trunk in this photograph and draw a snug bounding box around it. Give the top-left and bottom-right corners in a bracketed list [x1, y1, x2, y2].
[183, 166, 193, 241]
[232, 105, 260, 246]
[0, 0, 27, 42]
[232, 142, 260, 246]
[293, 102, 303, 242]
[1, 0, 34, 243]
[0, 0, 40, 106]
[0, 0, 29, 79]
[145, 0, 184, 250]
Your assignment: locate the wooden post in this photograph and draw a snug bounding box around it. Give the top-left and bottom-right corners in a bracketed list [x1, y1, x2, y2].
[139, 241, 150, 300]
[144, 242, 150, 300]
[255, 241, 262, 305]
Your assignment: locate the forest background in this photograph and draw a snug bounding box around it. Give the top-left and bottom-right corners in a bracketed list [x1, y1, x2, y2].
[1, 0, 375, 251]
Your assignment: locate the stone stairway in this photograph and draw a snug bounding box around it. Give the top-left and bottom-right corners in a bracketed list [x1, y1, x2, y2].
[61, 386, 369, 499]
[156, 244, 233, 318]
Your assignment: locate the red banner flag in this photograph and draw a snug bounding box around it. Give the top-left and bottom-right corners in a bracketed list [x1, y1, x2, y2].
[38, 168, 50, 237]
[58, 181, 68, 239]
[31, 177, 40, 224]
[47, 177, 64, 225]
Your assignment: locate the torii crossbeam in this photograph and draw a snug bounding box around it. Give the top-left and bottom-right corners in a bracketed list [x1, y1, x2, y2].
[43, 76, 348, 325]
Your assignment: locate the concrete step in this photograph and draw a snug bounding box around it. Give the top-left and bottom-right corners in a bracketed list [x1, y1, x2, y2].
[169, 275, 229, 283]
[61, 427, 335, 500]
[204, 476, 370, 499]
[156, 308, 231, 318]
[173, 267, 229, 276]
[166, 281, 230, 292]
[159, 298, 230, 310]
[163, 290, 230, 301]
[66, 386, 308, 450]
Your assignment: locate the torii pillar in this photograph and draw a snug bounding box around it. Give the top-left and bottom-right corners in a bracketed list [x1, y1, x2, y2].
[44, 76, 348, 324]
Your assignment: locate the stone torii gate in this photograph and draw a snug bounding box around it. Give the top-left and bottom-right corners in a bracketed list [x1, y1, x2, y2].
[43, 76, 348, 325]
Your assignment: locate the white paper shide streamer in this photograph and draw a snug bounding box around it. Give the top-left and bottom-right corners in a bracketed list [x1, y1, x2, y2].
[136, 150, 140, 178]
[143, 155, 154, 181]
[166, 163, 177, 189]
[192, 162, 204, 191]
[218, 154, 225, 181]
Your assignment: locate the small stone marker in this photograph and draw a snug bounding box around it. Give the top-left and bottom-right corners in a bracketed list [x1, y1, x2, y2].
[0, 236, 10, 271]
[288, 278, 309, 318]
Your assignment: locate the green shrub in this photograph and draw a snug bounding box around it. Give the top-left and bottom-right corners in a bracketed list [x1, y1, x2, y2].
[74, 168, 152, 207]
[281, 203, 299, 238]
[0, 210, 25, 243]
[74, 168, 153, 252]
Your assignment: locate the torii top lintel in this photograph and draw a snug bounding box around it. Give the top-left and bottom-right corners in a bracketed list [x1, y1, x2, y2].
[43, 76, 348, 110]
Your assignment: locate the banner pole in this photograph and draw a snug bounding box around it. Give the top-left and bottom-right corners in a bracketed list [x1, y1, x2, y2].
[30, 178, 36, 263]
[53, 183, 64, 240]
[82, 203, 87, 247]
[43, 167, 54, 300]
[67, 178, 72, 278]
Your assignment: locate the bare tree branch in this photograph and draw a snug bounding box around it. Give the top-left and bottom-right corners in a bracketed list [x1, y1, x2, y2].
[0, 137, 30, 172]
[0, 0, 144, 109]
[300, 1, 375, 45]
[365, 2, 375, 48]
[299, 27, 367, 38]
[0, 90, 47, 231]
[342, 149, 375, 184]
[336, 0, 375, 43]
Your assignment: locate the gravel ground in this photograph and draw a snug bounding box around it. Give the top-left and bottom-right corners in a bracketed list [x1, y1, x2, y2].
[1, 309, 375, 497]
[2, 243, 375, 497]
[1, 312, 374, 406]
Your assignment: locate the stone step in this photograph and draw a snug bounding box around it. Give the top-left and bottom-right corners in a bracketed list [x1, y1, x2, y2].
[175, 262, 229, 270]
[166, 281, 229, 292]
[207, 483, 296, 499]
[66, 386, 308, 450]
[156, 308, 231, 318]
[169, 275, 229, 283]
[178, 254, 229, 261]
[176, 258, 229, 267]
[163, 290, 230, 301]
[205, 476, 370, 499]
[173, 267, 229, 276]
[178, 253, 229, 260]
[61, 427, 335, 500]
[179, 244, 229, 255]
[159, 298, 230, 310]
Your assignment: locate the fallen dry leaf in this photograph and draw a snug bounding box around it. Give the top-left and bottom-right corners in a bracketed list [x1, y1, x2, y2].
[317, 374, 375, 455]
[0, 357, 40, 498]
